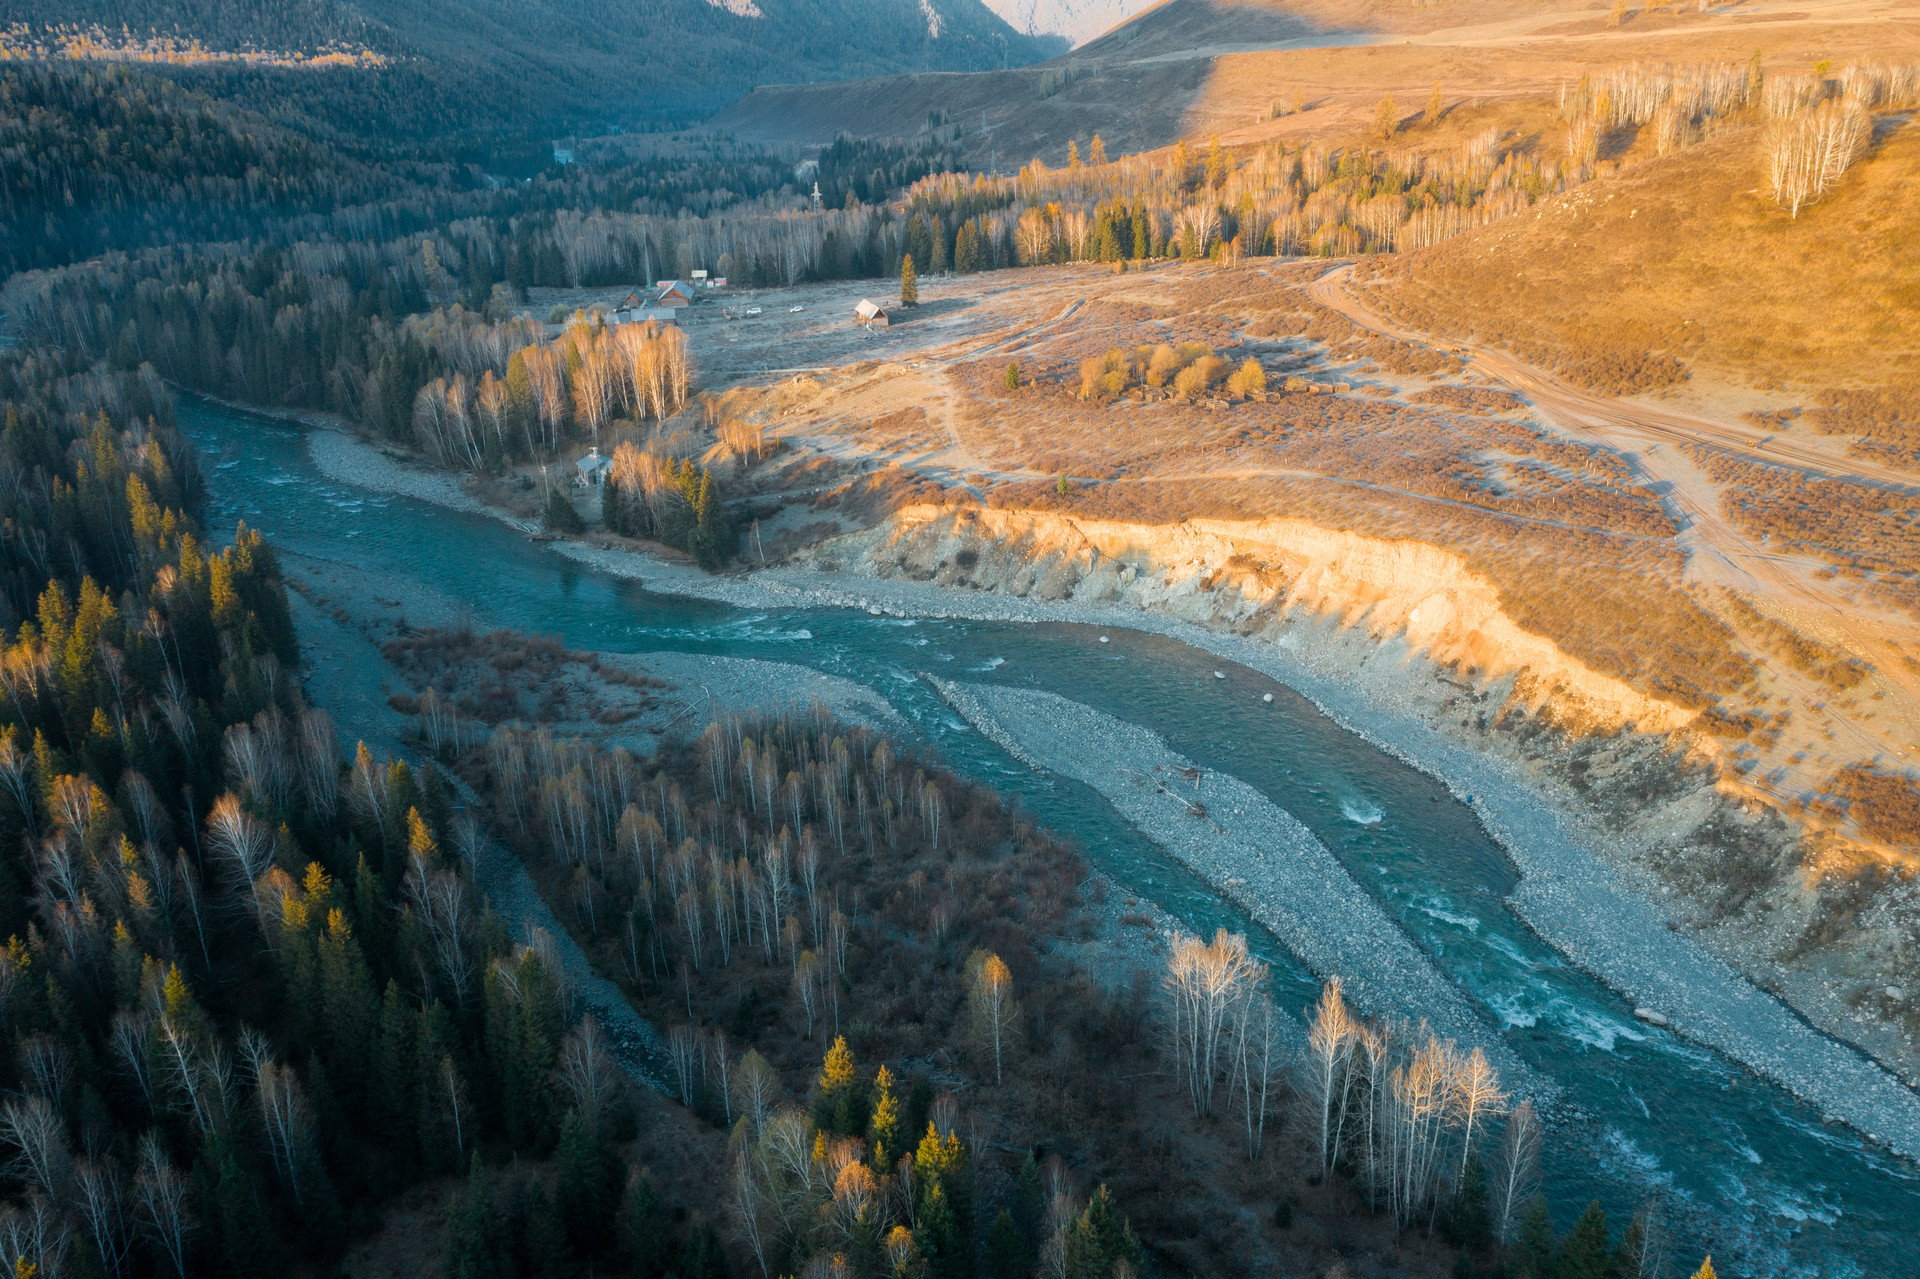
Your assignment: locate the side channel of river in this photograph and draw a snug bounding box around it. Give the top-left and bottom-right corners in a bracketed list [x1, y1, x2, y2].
[190, 399, 1916, 1277]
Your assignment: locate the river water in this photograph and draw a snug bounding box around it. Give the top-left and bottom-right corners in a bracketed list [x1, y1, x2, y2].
[188, 399, 1918, 1277]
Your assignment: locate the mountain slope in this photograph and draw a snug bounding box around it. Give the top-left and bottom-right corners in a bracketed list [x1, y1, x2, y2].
[1362, 118, 1920, 395]
[0, 0, 1054, 137]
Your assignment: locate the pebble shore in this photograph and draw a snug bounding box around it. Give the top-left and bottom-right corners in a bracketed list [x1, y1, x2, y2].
[931, 678, 1542, 1096]
[307, 428, 1920, 1158]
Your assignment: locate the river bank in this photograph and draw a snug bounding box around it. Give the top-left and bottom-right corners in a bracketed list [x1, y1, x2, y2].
[932, 677, 1542, 1094]
[304, 424, 1920, 1163]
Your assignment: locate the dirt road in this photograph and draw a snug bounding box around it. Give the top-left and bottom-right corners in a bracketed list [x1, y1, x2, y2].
[1308, 263, 1920, 779]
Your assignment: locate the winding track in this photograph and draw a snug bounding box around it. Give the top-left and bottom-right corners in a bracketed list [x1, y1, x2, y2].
[1306, 263, 1920, 731]
[1307, 265, 1920, 494]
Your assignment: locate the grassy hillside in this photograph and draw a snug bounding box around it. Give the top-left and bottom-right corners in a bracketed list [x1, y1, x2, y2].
[713, 0, 1920, 162]
[1363, 113, 1920, 397]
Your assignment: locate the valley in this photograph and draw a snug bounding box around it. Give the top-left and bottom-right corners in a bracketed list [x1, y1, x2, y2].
[206, 394, 1920, 1275]
[3, 0, 1919, 1274]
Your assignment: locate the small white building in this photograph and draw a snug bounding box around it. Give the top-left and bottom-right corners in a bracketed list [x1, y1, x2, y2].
[575, 447, 612, 487]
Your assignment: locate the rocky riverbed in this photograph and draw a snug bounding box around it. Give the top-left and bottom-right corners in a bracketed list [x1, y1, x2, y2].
[307, 425, 1920, 1161]
[931, 678, 1541, 1095]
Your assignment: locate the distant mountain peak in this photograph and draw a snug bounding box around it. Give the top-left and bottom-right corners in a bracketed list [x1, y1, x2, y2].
[979, 0, 1156, 45]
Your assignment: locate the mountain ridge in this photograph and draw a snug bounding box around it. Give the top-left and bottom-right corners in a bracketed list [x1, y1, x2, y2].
[0, 0, 1056, 137]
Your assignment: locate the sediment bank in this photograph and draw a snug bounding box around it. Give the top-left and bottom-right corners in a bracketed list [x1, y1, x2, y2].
[305, 425, 1920, 1159]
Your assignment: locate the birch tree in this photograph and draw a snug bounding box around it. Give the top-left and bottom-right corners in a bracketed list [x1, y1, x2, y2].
[968, 951, 1019, 1084]
[1491, 1098, 1543, 1243]
[1300, 977, 1357, 1177]
[1164, 929, 1261, 1118]
[134, 1134, 191, 1279]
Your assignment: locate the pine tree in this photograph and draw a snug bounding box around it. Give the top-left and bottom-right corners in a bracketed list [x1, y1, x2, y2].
[678, 1215, 725, 1279]
[1375, 94, 1398, 140]
[814, 1029, 867, 1129]
[555, 1109, 618, 1256]
[1614, 1213, 1648, 1278]
[1441, 1151, 1491, 1250]
[520, 1180, 570, 1279]
[1005, 363, 1020, 390]
[986, 1210, 1028, 1279]
[1426, 81, 1443, 125]
[1063, 1186, 1142, 1279]
[690, 471, 724, 571]
[1690, 1259, 1717, 1279]
[544, 486, 584, 534]
[415, 1001, 466, 1174]
[374, 980, 418, 1168]
[487, 952, 562, 1152]
[625, 1174, 671, 1279]
[1556, 1201, 1612, 1279]
[814, 1035, 859, 1133]
[444, 1156, 502, 1279]
[202, 1131, 276, 1276]
[900, 254, 919, 307]
[869, 1065, 901, 1169]
[914, 1123, 972, 1240]
[917, 1182, 964, 1279]
[318, 909, 377, 1108]
[1012, 1153, 1044, 1241]
[1516, 1194, 1556, 1279]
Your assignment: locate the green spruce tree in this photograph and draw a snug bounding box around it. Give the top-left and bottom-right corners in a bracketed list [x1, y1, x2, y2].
[1516, 1194, 1556, 1279]
[986, 1210, 1029, 1279]
[1556, 1202, 1613, 1279]
[1063, 1185, 1142, 1279]
[544, 486, 584, 535]
[443, 1154, 502, 1279]
[625, 1174, 671, 1279]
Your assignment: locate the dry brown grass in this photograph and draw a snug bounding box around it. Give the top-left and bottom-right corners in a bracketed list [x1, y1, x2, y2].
[1806, 386, 1920, 467]
[383, 628, 668, 723]
[1366, 116, 1920, 394]
[1717, 589, 1870, 690]
[1819, 765, 1920, 846]
[1682, 444, 1920, 616]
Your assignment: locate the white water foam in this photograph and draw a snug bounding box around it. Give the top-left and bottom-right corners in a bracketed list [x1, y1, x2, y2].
[1419, 900, 1482, 933]
[1559, 1002, 1648, 1053]
[1484, 989, 1539, 1029]
[1340, 797, 1384, 825]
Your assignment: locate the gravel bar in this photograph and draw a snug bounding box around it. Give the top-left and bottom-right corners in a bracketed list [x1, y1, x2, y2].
[308, 429, 1920, 1157]
[931, 678, 1540, 1095]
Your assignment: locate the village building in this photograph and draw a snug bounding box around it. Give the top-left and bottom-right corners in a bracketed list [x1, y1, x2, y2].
[854, 298, 889, 330]
[607, 290, 679, 327]
[575, 447, 612, 487]
[655, 279, 695, 308]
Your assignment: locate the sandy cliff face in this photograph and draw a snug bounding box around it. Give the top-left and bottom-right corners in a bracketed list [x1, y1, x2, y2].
[826, 501, 1699, 736]
[796, 499, 1920, 1080]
